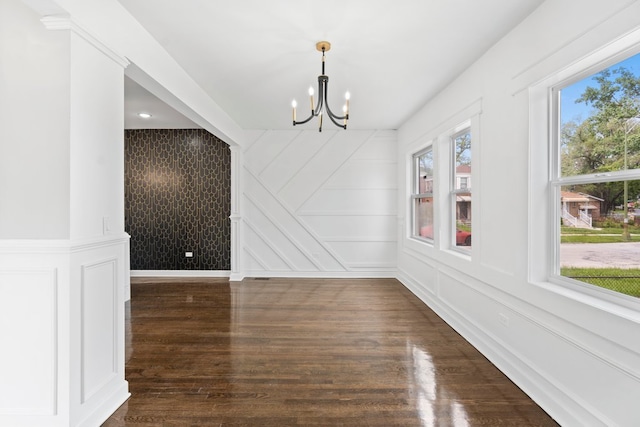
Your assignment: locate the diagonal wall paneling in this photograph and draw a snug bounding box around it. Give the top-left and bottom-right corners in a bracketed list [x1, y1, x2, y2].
[277, 131, 375, 211]
[260, 131, 339, 194]
[244, 170, 345, 272]
[242, 129, 397, 275]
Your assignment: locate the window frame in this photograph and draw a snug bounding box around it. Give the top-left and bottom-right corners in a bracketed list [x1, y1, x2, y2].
[529, 32, 640, 313]
[404, 100, 481, 259]
[550, 65, 640, 302]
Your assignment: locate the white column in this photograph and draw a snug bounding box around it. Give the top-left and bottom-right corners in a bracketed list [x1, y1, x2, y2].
[229, 145, 244, 281]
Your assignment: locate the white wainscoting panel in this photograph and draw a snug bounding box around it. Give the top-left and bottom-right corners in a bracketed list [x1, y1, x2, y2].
[81, 258, 117, 403]
[0, 269, 57, 416]
[0, 236, 129, 427]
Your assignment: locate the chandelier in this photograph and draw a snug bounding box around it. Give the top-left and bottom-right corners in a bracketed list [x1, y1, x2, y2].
[291, 41, 350, 132]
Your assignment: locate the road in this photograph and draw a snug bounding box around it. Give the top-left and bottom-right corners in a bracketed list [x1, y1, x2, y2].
[560, 242, 640, 268]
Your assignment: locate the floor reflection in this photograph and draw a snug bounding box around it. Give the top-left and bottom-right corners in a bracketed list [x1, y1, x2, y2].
[103, 278, 559, 426]
[407, 341, 471, 426]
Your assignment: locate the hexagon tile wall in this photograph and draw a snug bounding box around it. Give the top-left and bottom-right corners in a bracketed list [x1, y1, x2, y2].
[125, 129, 231, 271]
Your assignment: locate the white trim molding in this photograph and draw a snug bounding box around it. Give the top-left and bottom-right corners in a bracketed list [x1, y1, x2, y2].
[229, 145, 243, 281]
[40, 15, 129, 68]
[131, 270, 231, 278]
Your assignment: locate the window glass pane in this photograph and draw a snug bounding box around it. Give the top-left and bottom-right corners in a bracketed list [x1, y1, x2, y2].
[454, 130, 471, 249]
[560, 53, 640, 177]
[414, 197, 434, 239]
[417, 150, 433, 194]
[455, 194, 472, 248]
[413, 147, 434, 241]
[454, 131, 471, 190]
[559, 180, 640, 297]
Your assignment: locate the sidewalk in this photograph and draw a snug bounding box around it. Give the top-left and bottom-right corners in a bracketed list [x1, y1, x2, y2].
[560, 242, 640, 268]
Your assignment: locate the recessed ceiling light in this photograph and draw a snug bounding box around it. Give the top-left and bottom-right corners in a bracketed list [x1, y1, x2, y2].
[138, 112, 152, 119]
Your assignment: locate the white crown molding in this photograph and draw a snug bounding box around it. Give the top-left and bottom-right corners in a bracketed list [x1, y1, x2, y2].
[40, 15, 129, 69]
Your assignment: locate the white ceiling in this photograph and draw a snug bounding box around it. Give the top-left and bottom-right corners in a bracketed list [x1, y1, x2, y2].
[124, 76, 203, 129]
[120, 0, 545, 131]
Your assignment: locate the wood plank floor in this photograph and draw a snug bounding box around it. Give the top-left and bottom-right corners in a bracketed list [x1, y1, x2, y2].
[103, 278, 559, 426]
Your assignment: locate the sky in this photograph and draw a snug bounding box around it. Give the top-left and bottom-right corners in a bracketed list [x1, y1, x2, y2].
[560, 52, 640, 125]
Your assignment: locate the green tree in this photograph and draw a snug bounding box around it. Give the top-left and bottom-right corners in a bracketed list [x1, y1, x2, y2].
[455, 132, 471, 166]
[561, 66, 640, 214]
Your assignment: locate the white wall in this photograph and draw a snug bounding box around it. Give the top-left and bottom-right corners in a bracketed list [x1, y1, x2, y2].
[68, 29, 125, 240]
[0, 0, 70, 239]
[397, 1, 640, 425]
[241, 129, 397, 277]
[0, 1, 130, 425]
[0, 0, 126, 241]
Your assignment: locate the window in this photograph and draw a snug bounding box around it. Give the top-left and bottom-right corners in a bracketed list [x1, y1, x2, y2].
[452, 129, 472, 249]
[459, 176, 468, 190]
[553, 51, 640, 299]
[412, 146, 434, 241]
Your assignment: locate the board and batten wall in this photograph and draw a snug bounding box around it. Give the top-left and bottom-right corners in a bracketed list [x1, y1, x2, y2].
[240, 129, 397, 277]
[396, 1, 640, 425]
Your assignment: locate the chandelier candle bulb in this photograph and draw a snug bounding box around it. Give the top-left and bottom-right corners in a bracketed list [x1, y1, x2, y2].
[292, 100, 297, 122]
[308, 87, 314, 112]
[345, 91, 350, 115]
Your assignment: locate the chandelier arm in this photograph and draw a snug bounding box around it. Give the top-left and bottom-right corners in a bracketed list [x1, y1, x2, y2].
[326, 110, 347, 129]
[293, 113, 316, 126]
[322, 79, 347, 120]
[324, 103, 347, 120]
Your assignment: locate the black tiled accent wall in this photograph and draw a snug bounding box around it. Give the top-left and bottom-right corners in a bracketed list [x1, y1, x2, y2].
[125, 129, 231, 270]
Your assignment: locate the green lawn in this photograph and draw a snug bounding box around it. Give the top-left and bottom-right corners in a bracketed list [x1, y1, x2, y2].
[561, 267, 640, 297]
[560, 225, 640, 243]
[561, 226, 640, 235]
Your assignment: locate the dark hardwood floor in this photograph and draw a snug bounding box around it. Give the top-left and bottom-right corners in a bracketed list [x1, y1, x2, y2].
[103, 277, 559, 426]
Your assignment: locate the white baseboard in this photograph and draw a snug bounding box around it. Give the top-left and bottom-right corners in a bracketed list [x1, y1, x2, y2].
[79, 385, 130, 427]
[242, 270, 397, 279]
[130, 270, 231, 278]
[130, 270, 397, 279]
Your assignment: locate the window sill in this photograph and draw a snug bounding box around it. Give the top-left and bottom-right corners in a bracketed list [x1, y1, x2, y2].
[532, 277, 640, 324]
